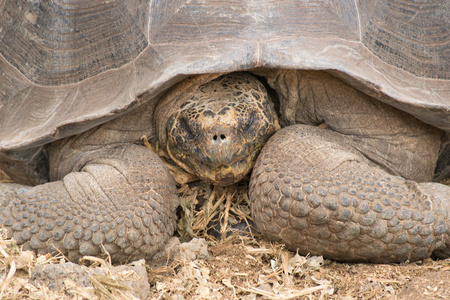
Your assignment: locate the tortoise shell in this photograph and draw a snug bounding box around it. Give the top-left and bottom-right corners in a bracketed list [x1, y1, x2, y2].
[0, 0, 448, 178]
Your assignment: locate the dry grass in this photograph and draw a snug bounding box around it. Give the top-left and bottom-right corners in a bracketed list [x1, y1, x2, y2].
[0, 170, 12, 183]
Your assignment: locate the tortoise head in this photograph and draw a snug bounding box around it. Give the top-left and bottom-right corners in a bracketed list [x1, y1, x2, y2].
[165, 73, 279, 186]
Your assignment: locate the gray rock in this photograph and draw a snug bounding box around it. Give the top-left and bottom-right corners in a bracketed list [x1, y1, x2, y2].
[30, 261, 150, 299]
[179, 238, 209, 261]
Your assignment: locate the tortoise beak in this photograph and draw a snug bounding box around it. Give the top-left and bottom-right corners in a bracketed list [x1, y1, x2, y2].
[211, 165, 237, 186]
[167, 142, 258, 187]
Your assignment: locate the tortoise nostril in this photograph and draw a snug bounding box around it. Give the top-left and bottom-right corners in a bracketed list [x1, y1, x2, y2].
[213, 134, 226, 142]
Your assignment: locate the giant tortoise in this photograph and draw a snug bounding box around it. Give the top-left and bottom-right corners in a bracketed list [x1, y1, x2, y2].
[0, 0, 449, 263]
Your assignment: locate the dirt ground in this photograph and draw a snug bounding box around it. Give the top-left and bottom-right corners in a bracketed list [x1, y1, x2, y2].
[145, 236, 450, 299]
[1, 171, 450, 299]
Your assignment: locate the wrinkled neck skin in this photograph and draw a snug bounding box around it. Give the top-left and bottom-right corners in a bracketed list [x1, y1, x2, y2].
[155, 72, 280, 186]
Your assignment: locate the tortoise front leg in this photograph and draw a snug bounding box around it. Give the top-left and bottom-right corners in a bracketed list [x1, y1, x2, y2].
[249, 125, 450, 263]
[0, 144, 179, 262]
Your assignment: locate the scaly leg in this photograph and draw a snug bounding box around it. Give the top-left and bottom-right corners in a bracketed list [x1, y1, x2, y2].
[250, 125, 450, 263]
[0, 144, 179, 262]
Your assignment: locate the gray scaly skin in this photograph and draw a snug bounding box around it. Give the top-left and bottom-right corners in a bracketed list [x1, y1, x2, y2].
[1, 71, 449, 263]
[250, 125, 450, 262]
[250, 70, 450, 262]
[0, 104, 179, 262]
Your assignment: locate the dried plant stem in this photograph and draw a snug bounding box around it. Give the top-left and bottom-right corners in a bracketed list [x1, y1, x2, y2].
[220, 193, 232, 239]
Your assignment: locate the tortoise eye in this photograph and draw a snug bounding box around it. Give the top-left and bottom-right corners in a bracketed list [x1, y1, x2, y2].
[244, 112, 255, 133]
[180, 117, 195, 139]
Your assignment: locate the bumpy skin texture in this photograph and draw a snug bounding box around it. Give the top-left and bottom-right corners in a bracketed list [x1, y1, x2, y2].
[250, 125, 450, 262]
[164, 73, 279, 186]
[0, 101, 179, 263]
[0, 145, 178, 262]
[250, 70, 450, 262]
